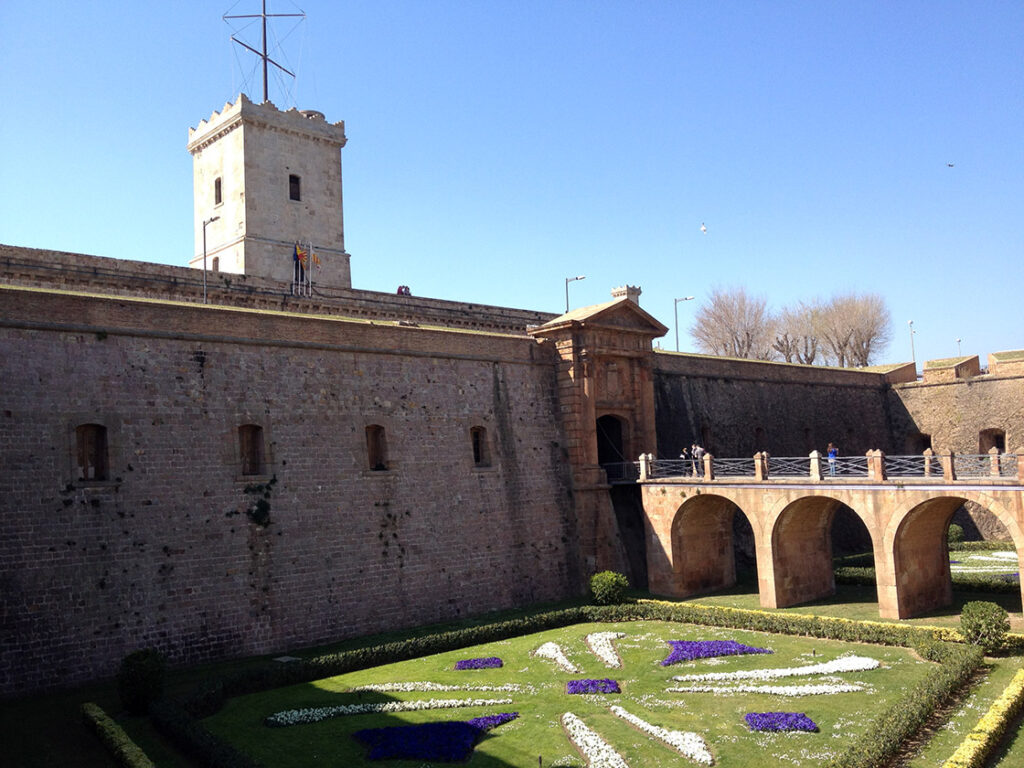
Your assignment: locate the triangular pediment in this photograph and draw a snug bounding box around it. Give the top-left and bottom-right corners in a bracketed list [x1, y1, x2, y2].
[529, 298, 668, 340]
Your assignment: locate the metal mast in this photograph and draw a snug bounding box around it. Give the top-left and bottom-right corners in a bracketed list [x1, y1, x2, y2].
[224, 0, 305, 102]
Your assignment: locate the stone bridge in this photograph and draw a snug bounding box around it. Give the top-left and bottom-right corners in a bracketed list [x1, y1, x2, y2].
[637, 452, 1024, 619]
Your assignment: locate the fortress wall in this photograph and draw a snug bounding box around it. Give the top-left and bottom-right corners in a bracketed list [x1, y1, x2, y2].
[0, 244, 556, 334]
[0, 287, 577, 695]
[652, 352, 899, 458]
[889, 375, 1024, 454]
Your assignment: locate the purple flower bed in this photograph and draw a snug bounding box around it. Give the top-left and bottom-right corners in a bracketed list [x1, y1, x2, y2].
[661, 640, 773, 666]
[353, 712, 517, 761]
[745, 712, 818, 732]
[455, 656, 503, 670]
[566, 678, 621, 694]
[949, 560, 962, 564]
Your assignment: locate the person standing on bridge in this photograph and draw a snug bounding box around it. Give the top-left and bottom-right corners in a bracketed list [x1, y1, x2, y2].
[693, 443, 706, 477]
[827, 442, 838, 477]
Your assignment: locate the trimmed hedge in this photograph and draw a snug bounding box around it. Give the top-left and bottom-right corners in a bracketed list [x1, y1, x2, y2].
[826, 642, 983, 768]
[949, 541, 1016, 552]
[80, 702, 155, 768]
[151, 600, 1007, 768]
[943, 668, 1024, 768]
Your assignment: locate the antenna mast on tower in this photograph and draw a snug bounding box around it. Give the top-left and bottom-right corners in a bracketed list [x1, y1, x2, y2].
[224, 0, 306, 103]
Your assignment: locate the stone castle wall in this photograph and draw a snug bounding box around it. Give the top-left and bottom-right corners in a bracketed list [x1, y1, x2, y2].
[0, 244, 556, 335]
[0, 286, 578, 694]
[652, 352, 902, 458]
[889, 375, 1024, 455]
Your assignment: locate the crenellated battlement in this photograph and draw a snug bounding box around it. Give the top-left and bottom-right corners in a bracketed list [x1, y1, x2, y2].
[187, 93, 346, 155]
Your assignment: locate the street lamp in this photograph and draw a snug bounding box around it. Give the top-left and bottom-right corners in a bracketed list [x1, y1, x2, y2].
[674, 296, 695, 352]
[908, 320, 916, 368]
[565, 274, 585, 312]
[957, 337, 962, 356]
[202, 215, 220, 304]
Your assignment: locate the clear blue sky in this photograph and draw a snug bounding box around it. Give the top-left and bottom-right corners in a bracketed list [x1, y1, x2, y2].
[1, 1, 1021, 366]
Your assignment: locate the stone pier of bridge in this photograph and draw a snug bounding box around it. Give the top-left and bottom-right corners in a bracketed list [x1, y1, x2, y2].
[640, 479, 1024, 619]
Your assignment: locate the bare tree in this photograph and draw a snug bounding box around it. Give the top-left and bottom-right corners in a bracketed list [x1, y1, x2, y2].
[772, 301, 823, 364]
[818, 293, 892, 367]
[691, 287, 775, 360]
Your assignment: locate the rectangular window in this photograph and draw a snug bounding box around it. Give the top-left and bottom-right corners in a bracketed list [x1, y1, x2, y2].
[289, 174, 301, 201]
[214, 176, 222, 205]
[239, 424, 264, 475]
[471, 426, 491, 467]
[76, 424, 109, 481]
[366, 425, 388, 471]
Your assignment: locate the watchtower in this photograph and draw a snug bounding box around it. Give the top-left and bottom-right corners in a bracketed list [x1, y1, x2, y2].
[187, 94, 351, 288]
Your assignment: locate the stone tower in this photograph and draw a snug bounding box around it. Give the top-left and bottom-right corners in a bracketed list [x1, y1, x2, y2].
[187, 94, 351, 288]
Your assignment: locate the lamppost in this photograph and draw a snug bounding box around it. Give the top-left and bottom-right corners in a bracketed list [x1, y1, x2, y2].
[565, 274, 585, 312]
[202, 215, 220, 304]
[957, 337, 962, 356]
[674, 296, 695, 352]
[908, 320, 916, 368]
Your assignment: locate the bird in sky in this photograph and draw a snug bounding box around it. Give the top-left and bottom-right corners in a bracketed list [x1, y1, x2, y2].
[947, 163, 955, 167]
[700, 222, 707, 234]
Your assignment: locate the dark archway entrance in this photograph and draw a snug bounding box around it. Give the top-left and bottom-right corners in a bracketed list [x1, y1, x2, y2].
[596, 414, 628, 466]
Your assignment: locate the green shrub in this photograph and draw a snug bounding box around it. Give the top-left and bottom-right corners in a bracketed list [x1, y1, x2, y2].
[589, 570, 630, 605]
[81, 703, 156, 768]
[960, 601, 1010, 653]
[948, 523, 965, 543]
[117, 648, 166, 715]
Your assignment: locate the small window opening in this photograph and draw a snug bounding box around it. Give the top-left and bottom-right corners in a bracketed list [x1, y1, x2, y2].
[76, 424, 109, 481]
[289, 174, 301, 201]
[366, 425, 388, 471]
[211, 256, 219, 272]
[239, 424, 264, 475]
[471, 426, 491, 467]
[979, 428, 1006, 454]
[214, 176, 222, 205]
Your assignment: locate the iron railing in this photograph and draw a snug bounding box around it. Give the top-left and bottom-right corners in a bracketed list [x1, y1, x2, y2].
[765, 456, 810, 477]
[823, 455, 869, 478]
[712, 457, 756, 477]
[999, 455, 1019, 478]
[633, 454, 1019, 483]
[884, 454, 929, 477]
[954, 454, 991, 478]
[601, 462, 640, 483]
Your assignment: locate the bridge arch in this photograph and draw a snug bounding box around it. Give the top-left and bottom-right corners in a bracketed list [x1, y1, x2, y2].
[668, 494, 759, 597]
[882, 491, 1024, 618]
[764, 494, 874, 609]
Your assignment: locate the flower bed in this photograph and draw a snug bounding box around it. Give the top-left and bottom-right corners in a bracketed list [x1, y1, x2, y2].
[567, 678, 621, 694]
[609, 705, 713, 765]
[352, 712, 517, 761]
[264, 697, 513, 727]
[661, 640, 772, 666]
[562, 711, 629, 768]
[669, 682, 863, 696]
[672, 654, 879, 682]
[455, 656, 503, 670]
[534, 641, 580, 673]
[347, 681, 522, 693]
[745, 712, 818, 732]
[586, 631, 626, 667]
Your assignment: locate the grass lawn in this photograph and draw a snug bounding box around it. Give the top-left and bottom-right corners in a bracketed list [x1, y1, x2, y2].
[203, 620, 934, 767]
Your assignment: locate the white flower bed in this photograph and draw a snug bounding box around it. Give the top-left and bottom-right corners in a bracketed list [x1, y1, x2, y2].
[667, 683, 863, 696]
[672, 655, 879, 682]
[265, 697, 513, 727]
[535, 641, 581, 673]
[609, 705, 713, 765]
[348, 682, 524, 693]
[586, 632, 626, 668]
[562, 711, 630, 768]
